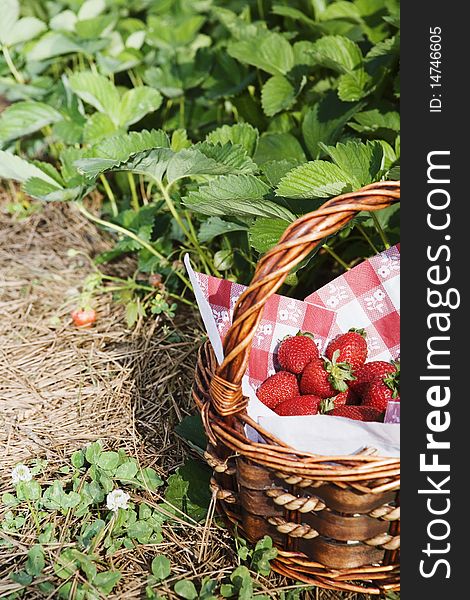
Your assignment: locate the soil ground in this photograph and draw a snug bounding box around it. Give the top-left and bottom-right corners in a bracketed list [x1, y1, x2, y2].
[0, 196, 374, 600]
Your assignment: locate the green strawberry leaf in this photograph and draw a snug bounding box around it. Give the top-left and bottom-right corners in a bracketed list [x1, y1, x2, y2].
[184, 174, 294, 221]
[318, 140, 384, 187]
[249, 218, 288, 253]
[228, 31, 294, 76]
[118, 87, 163, 127]
[276, 161, 352, 199]
[68, 71, 121, 124]
[302, 93, 364, 159]
[206, 123, 259, 157]
[261, 75, 296, 117]
[0, 101, 63, 146]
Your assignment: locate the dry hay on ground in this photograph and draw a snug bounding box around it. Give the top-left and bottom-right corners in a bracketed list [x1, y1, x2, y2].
[0, 197, 377, 599]
[0, 199, 135, 480]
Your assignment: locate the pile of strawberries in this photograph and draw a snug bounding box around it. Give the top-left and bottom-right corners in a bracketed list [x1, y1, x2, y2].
[256, 329, 400, 422]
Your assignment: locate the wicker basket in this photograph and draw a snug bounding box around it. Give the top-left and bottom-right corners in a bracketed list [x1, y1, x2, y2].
[192, 181, 400, 594]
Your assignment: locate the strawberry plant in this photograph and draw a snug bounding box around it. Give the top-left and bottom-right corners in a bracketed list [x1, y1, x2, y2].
[0, 0, 400, 319]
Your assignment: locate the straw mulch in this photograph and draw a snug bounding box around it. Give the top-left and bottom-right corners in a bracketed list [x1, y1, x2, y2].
[0, 195, 379, 599]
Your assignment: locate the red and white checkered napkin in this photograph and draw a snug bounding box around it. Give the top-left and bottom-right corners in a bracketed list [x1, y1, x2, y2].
[305, 243, 400, 362]
[188, 244, 400, 389]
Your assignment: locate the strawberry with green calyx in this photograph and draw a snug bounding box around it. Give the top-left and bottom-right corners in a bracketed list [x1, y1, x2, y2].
[300, 351, 355, 398]
[350, 360, 397, 395]
[328, 405, 384, 422]
[257, 371, 299, 410]
[363, 367, 400, 412]
[275, 395, 322, 416]
[326, 328, 368, 370]
[277, 332, 319, 374]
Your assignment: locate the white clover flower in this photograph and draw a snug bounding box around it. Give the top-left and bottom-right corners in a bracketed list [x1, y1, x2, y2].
[11, 464, 32, 485]
[106, 489, 130, 512]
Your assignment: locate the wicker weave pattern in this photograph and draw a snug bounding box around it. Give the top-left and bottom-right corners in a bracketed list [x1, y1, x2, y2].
[192, 182, 401, 594]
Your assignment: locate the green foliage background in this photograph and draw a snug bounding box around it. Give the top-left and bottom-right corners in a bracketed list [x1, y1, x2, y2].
[0, 0, 400, 319]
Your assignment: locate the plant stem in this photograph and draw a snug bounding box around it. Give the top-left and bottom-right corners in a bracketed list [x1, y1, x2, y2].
[129, 69, 143, 87]
[146, 181, 155, 202]
[158, 181, 223, 277]
[99, 175, 118, 217]
[356, 223, 380, 254]
[163, 99, 173, 124]
[235, 248, 257, 269]
[128, 70, 137, 87]
[26, 499, 41, 534]
[157, 181, 191, 239]
[90, 513, 116, 554]
[76, 202, 191, 288]
[322, 244, 350, 271]
[127, 173, 139, 211]
[159, 180, 218, 275]
[2, 46, 24, 84]
[257, 0, 265, 19]
[139, 175, 148, 205]
[370, 211, 390, 250]
[167, 291, 193, 306]
[185, 210, 221, 277]
[179, 96, 185, 129]
[42, 125, 62, 159]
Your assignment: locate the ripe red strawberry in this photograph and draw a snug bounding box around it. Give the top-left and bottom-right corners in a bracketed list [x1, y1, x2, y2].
[363, 378, 400, 412]
[277, 333, 319, 374]
[327, 388, 358, 407]
[326, 329, 368, 370]
[275, 395, 322, 416]
[350, 361, 397, 395]
[71, 308, 96, 328]
[257, 371, 299, 410]
[328, 405, 384, 422]
[300, 356, 354, 398]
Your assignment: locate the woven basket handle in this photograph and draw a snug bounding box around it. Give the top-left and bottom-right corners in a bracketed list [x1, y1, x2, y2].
[209, 181, 400, 416]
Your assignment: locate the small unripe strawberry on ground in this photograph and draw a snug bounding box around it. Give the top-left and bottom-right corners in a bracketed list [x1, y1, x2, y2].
[149, 273, 163, 288]
[328, 405, 384, 422]
[275, 395, 322, 416]
[257, 371, 299, 410]
[71, 308, 96, 328]
[326, 329, 368, 370]
[300, 352, 354, 398]
[277, 333, 319, 374]
[350, 361, 397, 395]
